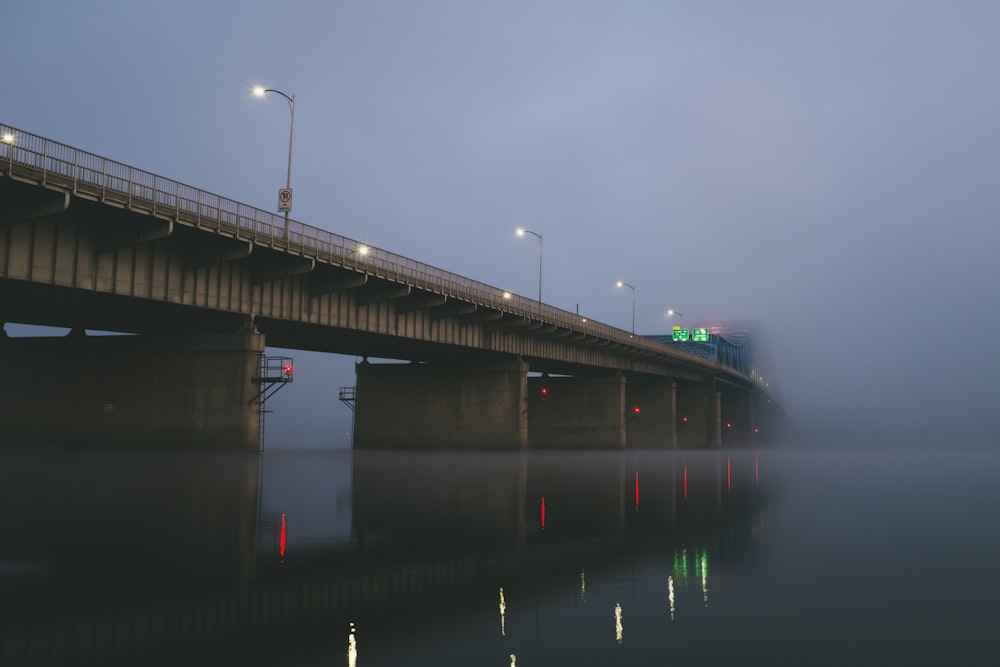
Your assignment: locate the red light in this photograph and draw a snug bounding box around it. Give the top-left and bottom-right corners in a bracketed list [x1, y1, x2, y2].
[681, 416, 688, 423]
[633, 406, 641, 414]
[754, 427, 760, 433]
[284, 364, 293, 375]
[725, 422, 732, 429]
[540, 386, 548, 396]
[540, 496, 546, 530]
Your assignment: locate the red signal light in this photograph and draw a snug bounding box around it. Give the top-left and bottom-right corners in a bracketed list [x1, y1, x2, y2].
[633, 406, 641, 414]
[284, 364, 293, 376]
[681, 416, 688, 423]
[540, 386, 548, 396]
[725, 422, 733, 429]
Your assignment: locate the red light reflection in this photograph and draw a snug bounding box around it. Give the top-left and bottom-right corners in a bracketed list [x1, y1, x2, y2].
[279, 512, 287, 561]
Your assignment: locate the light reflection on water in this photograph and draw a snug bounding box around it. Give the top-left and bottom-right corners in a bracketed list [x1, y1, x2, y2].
[2, 446, 1000, 665]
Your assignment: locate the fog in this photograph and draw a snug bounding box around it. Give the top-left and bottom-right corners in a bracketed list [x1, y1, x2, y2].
[4, 1, 999, 448]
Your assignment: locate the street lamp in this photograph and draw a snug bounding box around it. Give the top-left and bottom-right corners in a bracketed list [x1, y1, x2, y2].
[1, 132, 14, 144]
[253, 85, 295, 237]
[516, 228, 543, 314]
[616, 281, 636, 335]
[667, 308, 684, 326]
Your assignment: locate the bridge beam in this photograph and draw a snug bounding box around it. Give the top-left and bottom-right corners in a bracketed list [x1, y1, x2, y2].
[357, 283, 411, 306]
[430, 300, 477, 321]
[251, 257, 315, 284]
[0, 190, 69, 227]
[309, 271, 367, 296]
[0, 330, 265, 449]
[395, 292, 448, 315]
[97, 216, 174, 253]
[183, 239, 252, 271]
[353, 359, 528, 449]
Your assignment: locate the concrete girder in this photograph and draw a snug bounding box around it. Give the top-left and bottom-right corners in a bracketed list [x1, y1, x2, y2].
[309, 272, 368, 296]
[0, 190, 70, 227]
[183, 240, 253, 271]
[430, 300, 477, 321]
[484, 316, 534, 333]
[395, 292, 448, 315]
[357, 283, 412, 306]
[97, 216, 174, 253]
[252, 257, 316, 284]
[460, 308, 503, 325]
[535, 324, 573, 338]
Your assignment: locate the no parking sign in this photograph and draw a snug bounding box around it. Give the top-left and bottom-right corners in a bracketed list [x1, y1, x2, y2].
[278, 188, 292, 213]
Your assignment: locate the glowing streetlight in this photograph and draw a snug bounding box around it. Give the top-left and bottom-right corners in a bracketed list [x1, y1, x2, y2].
[616, 281, 636, 335]
[667, 309, 684, 326]
[515, 228, 543, 314]
[1, 132, 14, 144]
[253, 85, 296, 237]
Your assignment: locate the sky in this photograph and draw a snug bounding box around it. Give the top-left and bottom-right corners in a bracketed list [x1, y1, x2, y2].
[3, 1, 1000, 448]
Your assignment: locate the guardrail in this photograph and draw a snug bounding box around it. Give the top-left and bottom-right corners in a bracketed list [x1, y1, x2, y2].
[0, 123, 708, 365]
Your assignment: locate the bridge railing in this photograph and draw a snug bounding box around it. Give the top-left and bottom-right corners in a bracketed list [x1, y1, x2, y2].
[0, 123, 719, 367]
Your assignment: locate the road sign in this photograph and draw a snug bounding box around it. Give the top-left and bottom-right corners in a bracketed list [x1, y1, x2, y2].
[278, 188, 292, 213]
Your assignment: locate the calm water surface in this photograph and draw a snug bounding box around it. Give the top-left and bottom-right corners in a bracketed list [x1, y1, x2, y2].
[2, 445, 999, 666]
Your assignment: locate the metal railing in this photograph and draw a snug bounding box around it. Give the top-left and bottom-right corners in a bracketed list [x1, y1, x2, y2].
[0, 123, 708, 365]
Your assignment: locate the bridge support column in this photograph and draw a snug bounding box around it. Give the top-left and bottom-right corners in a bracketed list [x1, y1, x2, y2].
[676, 384, 723, 448]
[527, 372, 626, 449]
[0, 330, 264, 449]
[721, 390, 755, 447]
[353, 359, 528, 449]
[625, 378, 677, 449]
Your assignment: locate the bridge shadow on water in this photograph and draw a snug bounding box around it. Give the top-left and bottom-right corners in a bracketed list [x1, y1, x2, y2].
[0, 446, 769, 666]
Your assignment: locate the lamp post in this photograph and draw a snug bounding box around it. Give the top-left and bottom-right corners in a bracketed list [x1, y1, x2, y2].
[667, 309, 684, 326]
[253, 85, 295, 238]
[516, 228, 543, 315]
[616, 281, 636, 335]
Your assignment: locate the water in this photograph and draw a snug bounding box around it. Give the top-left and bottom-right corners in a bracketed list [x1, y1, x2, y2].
[2, 445, 999, 666]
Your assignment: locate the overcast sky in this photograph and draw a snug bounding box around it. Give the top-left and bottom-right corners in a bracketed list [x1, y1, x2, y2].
[4, 1, 999, 447]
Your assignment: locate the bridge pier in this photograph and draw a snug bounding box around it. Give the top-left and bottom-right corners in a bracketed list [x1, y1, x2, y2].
[624, 378, 677, 448]
[0, 330, 264, 449]
[722, 390, 755, 446]
[526, 372, 626, 449]
[676, 384, 723, 448]
[353, 359, 529, 449]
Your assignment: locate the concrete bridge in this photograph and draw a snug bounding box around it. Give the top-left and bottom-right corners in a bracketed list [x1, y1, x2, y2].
[0, 124, 781, 450]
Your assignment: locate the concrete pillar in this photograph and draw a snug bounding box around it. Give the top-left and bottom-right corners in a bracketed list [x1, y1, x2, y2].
[707, 389, 723, 448]
[676, 383, 722, 448]
[526, 372, 626, 449]
[625, 378, 677, 449]
[722, 390, 755, 447]
[0, 331, 265, 449]
[353, 359, 528, 449]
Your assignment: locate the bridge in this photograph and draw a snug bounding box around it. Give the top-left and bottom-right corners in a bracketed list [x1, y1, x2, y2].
[0, 123, 781, 450]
